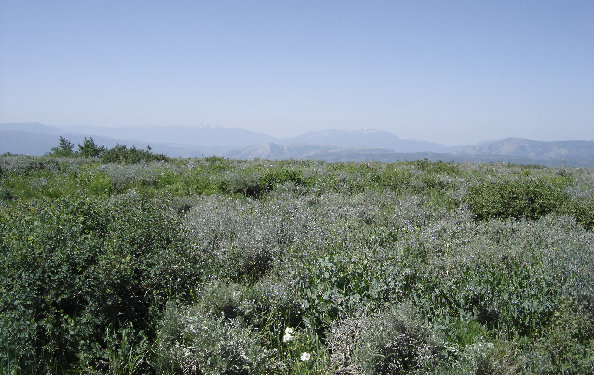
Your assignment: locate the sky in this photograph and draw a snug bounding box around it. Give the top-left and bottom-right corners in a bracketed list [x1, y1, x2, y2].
[1, 0, 593, 145]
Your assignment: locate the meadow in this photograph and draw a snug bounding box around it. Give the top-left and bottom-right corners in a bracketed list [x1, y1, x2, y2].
[1, 144, 593, 374]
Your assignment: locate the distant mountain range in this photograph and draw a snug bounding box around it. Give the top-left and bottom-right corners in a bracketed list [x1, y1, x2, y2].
[62, 124, 277, 149]
[278, 129, 450, 153]
[1, 122, 593, 167]
[454, 138, 594, 162]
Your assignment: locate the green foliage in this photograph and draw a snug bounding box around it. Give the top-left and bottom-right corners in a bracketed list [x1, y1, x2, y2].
[563, 198, 594, 230]
[47, 137, 169, 164]
[1, 154, 593, 374]
[0, 193, 201, 373]
[104, 323, 150, 375]
[49, 136, 75, 157]
[217, 164, 304, 199]
[78, 137, 106, 158]
[101, 144, 169, 164]
[466, 176, 571, 221]
[534, 298, 594, 373]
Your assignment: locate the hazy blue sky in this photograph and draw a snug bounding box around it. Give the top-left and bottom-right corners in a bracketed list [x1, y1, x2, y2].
[1, 1, 593, 145]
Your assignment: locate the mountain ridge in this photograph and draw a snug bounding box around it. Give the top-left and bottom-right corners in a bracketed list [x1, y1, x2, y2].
[1, 122, 593, 167]
[279, 128, 450, 153]
[454, 137, 594, 162]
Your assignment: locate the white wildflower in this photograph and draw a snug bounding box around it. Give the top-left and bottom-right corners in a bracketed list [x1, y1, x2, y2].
[283, 327, 294, 342]
[300, 352, 311, 361]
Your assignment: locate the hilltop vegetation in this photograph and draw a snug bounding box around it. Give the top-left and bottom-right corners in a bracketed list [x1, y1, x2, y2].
[48, 136, 169, 164]
[1, 145, 593, 374]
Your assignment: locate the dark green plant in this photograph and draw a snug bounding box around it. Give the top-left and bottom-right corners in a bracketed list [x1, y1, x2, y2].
[0, 187, 13, 201]
[101, 144, 169, 164]
[104, 323, 150, 375]
[564, 198, 594, 230]
[260, 167, 303, 191]
[49, 136, 75, 157]
[0, 192, 200, 373]
[467, 176, 570, 221]
[535, 299, 594, 373]
[78, 137, 106, 158]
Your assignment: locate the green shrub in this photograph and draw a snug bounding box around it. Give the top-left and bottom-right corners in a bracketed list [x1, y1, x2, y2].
[101, 144, 168, 164]
[467, 176, 570, 221]
[260, 166, 303, 191]
[0, 192, 200, 372]
[535, 298, 594, 374]
[47, 137, 168, 164]
[222, 170, 265, 198]
[87, 171, 112, 195]
[48, 136, 75, 157]
[103, 323, 151, 375]
[412, 159, 462, 176]
[378, 166, 412, 192]
[78, 137, 106, 158]
[564, 198, 594, 230]
[0, 186, 13, 201]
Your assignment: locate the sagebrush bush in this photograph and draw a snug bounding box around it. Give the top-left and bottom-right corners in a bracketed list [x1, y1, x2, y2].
[154, 303, 275, 375]
[328, 303, 444, 375]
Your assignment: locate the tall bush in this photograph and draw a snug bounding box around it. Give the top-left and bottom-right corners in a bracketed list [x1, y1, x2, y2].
[0, 192, 199, 373]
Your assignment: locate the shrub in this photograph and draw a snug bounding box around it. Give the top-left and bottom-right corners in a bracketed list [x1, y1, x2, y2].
[467, 176, 570, 221]
[78, 137, 106, 158]
[184, 195, 287, 283]
[48, 136, 75, 157]
[221, 170, 265, 198]
[154, 303, 275, 375]
[101, 144, 169, 164]
[47, 137, 168, 164]
[103, 323, 151, 375]
[564, 198, 594, 230]
[260, 166, 303, 191]
[328, 304, 444, 374]
[0, 192, 200, 372]
[0, 187, 13, 201]
[535, 298, 594, 373]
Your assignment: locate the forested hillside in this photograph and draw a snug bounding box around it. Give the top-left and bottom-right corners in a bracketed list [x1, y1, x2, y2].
[1, 147, 593, 374]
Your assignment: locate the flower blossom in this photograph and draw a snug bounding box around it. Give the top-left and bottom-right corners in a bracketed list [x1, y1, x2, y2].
[283, 327, 294, 342]
[301, 352, 311, 361]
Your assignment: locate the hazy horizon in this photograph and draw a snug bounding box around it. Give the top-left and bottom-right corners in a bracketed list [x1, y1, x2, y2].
[1, 1, 593, 146]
